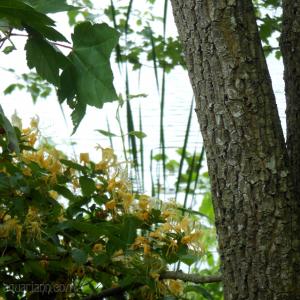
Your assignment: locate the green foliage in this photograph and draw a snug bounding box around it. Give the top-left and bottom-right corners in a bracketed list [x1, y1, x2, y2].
[0, 121, 206, 299]
[0, 0, 119, 132]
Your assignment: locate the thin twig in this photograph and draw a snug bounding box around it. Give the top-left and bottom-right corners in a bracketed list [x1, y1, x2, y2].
[10, 33, 73, 50]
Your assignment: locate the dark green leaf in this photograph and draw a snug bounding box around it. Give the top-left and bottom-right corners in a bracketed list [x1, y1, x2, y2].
[79, 176, 96, 197]
[58, 22, 120, 131]
[0, 0, 68, 42]
[60, 158, 86, 172]
[25, 0, 79, 14]
[0, 105, 20, 153]
[71, 248, 87, 264]
[25, 36, 69, 85]
[71, 100, 86, 134]
[184, 285, 214, 300]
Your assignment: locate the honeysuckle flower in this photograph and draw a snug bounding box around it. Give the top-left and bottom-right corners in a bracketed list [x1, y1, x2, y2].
[22, 167, 32, 177]
[138, 194, 150, 210]
[136, 211, 149, 221]
[168, 279, 183, 295]
[0, 217, 22, 244]
[105, 199, 116, 210]
[80, 152, 90, 164]
[30, 116, 39, 129]
[118, 190, 134, 211]
[49, 190, 59, 200]
[92, 243, 104, 253]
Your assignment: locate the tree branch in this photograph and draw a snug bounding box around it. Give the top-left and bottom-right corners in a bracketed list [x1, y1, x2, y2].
[159, 271, 222, 283]
[84, 272, 222, 299]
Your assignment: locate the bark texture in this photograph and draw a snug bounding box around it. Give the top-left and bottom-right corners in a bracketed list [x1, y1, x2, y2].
[281, 0, 300, 197]
[170, 1, 300, 299]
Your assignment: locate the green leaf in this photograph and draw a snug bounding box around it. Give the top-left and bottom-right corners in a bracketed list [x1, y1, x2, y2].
[23, 260, 47, 280]
[93, 252, 110, 267]
[120, 216, 141, 246]
[71, 248, 87, 264]
[71, 101, 86, 134]
[0, 256, 18, 266]
[25, 0, 79, 14]
[60, 158, 86, 172]
[95, 129, 118, 137]
[0, 0, 68, 42]
[184, 285, 214, 300]
[128, 130, 147, 139]
[2, 45, 15, 54]
[25, 36, 69, 85]
[58, 22, 120, 130]
[79, 176, 96, 197]
[0, 105, 20, 153]
[199, 192, 215, 223]
[53, 184, 75, 201]
[179, 253, 200, 266]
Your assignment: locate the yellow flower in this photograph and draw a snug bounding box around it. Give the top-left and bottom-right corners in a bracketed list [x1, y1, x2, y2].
[138, 194, 150, 210]
[166, 239, 178, 256]
[105, 199, 116, 210]
[28, 132, 37, 146]
[0, 218, 22, 244]
[149, 230, 163, 240]
[102, 148, 116, 162]
[30, 116, 39, 129]
[95, 161, 108, 171]
[143, 243, 151, 255]
[160, 223, 172, 233]
[132, 236, 148, 249]
[22, 167, 32, 177]
[161, 209, 175, 220]
[181, 231, 202, 245]
[136, 211, 149, 221]
[175, 216, 190, 233]
[92, 243, 104, 253]
[40, 260, 49, 268]
[150, 272, 160, 281]
[49, 190, 58, 200]
[118, 191, 134, 211]
[168, 280, 183, 295]
[80, 152, 90, 164]
[25, 207, 43, 240]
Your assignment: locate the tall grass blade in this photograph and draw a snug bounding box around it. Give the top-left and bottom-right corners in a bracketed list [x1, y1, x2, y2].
[175, 97, 194, 199]
[191, 146, 205, 207]
[163, 0, 168, 37]
[116, 105, 128, 162]
[125, 0, 134, 37]
[160, 70, 166, 193]
[139, 103, 145, 190]
[182, 148, 197, 213]
[125, 68, 140, 189]
[106, 117, 114, 149]
[110, 0, 122, 68]
[150, 149, 155, 197]
[148, 24, 159, 91]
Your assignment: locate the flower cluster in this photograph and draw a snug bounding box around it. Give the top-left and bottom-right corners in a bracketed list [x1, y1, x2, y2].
[0, 118, 204, 300]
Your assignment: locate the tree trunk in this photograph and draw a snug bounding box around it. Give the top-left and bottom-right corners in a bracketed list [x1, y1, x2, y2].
[170, 1, 300, 299]
[281, 0, 300, 197]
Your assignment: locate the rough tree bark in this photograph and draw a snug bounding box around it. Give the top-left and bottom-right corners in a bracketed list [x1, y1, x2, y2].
[170, 1, 300, 299]
[281, 0, 300, 198]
